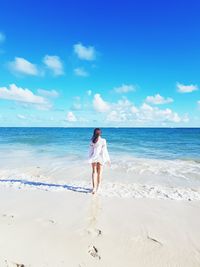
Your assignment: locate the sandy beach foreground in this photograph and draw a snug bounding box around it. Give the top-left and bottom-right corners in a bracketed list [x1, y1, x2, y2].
[0, 186, 200, 267]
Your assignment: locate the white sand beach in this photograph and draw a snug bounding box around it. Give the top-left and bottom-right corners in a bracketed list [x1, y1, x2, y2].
[0, 186, 200, 267]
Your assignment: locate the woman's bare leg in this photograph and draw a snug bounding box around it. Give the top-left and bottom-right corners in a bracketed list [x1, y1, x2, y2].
[91, 163, 97, 194]
[96, 162, 102, 191]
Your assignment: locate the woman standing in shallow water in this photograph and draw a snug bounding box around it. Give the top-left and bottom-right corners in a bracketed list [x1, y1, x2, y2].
[88, 128, 111, 194]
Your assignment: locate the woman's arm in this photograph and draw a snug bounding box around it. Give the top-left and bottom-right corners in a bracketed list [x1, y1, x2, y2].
[102, 139, 111, 164]
[88, 142, 94, 158]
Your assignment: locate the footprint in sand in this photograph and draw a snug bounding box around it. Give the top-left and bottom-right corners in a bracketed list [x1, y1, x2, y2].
[4, 260, 25, 267]
[2, 214, 15, 226]
[35, 218, 56, 226]
[87, 228, 102, 237]
[48, 219, 55, 224]
[2, 214, 14, 219]
[131, 231, 163, 247]
[87, 196, 102, 238]
[146, 234, 163, 246]
[88, 245, 101, 260]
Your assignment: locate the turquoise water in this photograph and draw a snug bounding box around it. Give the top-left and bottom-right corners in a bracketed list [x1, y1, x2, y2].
[0, 127, 199, 160]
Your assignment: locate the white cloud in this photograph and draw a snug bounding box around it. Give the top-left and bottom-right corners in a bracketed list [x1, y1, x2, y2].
[106, 98, 138, 122]
[131, 105, 139, 113]
[140, 103, 153, 112]
[106, 110, 119, 122]
[139, 103, 181, 123]
[0, 84, 47, 104]
[107, 103, 182, 123]
[114, 84, 136, 93]
[17, 114, 26, 120]
[37, 89, 59, 98]
[91, 95, 187, 124]
[74, 67, 89, 77]
[8, 57, 39, 76]
[66, 111, 77, 122]
[145, 94, 173, 105]
[0, 32, 5, 43]
[93, 94, 110, 113]
[8, 55, 64, 77]
[177, 82, 198, 93]
[74, 43, 96, 61]
[43, 55, 64, 76]
[87, 90, 92, 96]
[198, 100, 200, 108]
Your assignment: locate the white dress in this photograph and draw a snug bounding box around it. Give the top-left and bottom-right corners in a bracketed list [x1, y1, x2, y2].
[88, 136, 110, 165]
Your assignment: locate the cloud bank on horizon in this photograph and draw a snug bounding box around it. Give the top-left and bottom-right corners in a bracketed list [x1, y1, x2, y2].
[0, 0, 199, 127]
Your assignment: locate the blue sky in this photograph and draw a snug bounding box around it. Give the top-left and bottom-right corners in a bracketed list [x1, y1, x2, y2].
[0, 0, 200, 127]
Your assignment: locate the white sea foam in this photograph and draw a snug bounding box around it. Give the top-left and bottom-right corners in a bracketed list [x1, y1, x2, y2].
[78, 181, 200, 201]
[111, 156, 200, 180]
[0, 150, 200, 201]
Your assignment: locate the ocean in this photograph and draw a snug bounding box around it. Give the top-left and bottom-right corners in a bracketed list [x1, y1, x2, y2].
[0, 127, 200, 200]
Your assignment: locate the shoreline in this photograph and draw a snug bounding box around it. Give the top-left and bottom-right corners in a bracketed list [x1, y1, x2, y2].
[0, 186, 200, 267]
[1, 178, 200, 201]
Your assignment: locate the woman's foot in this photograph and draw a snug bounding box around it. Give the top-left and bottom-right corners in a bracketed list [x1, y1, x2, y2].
[92, 188, 97, 194]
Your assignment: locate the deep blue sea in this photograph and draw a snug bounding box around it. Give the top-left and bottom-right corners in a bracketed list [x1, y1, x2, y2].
[0, 127, 199, 160]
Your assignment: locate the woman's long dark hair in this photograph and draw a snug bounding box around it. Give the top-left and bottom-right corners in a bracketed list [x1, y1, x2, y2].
[91, 128, 101, 143]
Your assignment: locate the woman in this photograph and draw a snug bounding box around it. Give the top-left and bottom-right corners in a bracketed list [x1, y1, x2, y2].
[88, 128, 110, 194]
